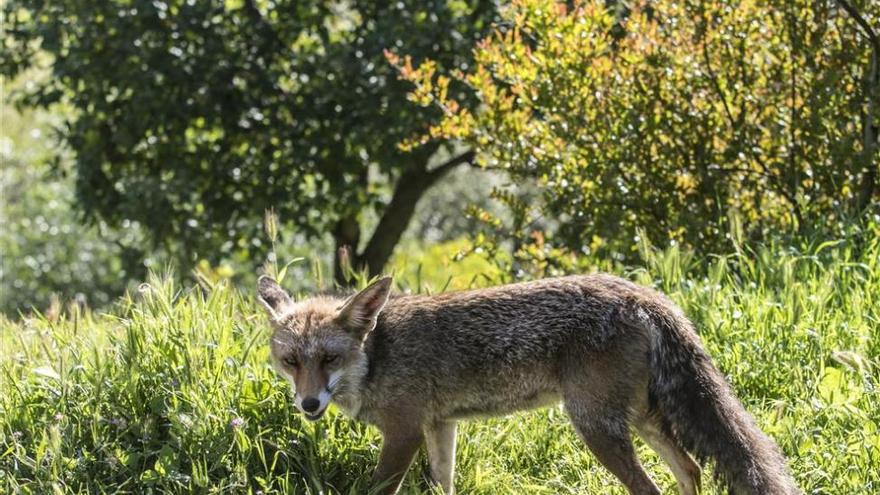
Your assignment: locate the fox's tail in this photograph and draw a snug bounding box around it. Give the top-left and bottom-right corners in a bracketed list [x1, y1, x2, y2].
[640, 301, 800, 495]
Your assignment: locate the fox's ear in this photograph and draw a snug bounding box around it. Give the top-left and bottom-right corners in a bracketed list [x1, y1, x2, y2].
[336, 276, 392, 336]
[257, 275, 292, 318]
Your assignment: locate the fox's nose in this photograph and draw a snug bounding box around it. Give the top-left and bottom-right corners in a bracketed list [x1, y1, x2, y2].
[301, 397, 321, 413]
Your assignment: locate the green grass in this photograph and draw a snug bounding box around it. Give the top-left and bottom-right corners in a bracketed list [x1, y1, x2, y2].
[2, 231, 879, 494]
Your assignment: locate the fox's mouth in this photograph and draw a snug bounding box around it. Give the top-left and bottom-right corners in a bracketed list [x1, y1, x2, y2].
[304, 408, 327, 421]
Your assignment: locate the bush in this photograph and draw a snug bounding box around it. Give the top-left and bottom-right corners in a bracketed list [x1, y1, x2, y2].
[395, 0, 880, 271]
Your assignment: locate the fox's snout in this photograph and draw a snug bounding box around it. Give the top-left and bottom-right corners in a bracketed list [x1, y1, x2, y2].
[294, 386, 332, 420]
[290, 375, 333, 420]
[301, 397, 321, 413]
[289, 368, 345, 421]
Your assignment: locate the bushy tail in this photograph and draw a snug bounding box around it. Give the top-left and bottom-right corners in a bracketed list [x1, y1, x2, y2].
[644, 302, 800, 495]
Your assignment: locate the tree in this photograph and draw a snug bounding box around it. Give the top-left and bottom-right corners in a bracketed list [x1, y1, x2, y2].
[2, 0, 497, 284]
[396, 0, 879, 274]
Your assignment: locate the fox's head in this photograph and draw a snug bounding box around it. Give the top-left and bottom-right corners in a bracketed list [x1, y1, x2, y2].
[257, 276, 392, 421]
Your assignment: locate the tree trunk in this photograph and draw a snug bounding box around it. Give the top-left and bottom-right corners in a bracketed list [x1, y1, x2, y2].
[857, 48, 878, 212]
[359, 151, 475, 279]
[329, 151, 475, 286]
[834, 0, 879, 213]
[358, 168, 434, 278]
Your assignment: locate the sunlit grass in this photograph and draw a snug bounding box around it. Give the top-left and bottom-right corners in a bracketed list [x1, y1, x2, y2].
[2, 232, 878, 494]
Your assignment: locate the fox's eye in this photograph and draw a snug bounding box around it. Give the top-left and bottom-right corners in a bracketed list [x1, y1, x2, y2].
[323, 354, 340, 366]
[283, 356, 299, 368]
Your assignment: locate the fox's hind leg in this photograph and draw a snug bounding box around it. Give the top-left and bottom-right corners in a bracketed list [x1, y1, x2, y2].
[564, 394, 661, 495]
[561, 333, 660, 495]
[635, 415, 701, 495]
[424, 420, 457, 494]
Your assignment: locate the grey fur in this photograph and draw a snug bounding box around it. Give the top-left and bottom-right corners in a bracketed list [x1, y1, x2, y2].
[261, 274, 800, 495]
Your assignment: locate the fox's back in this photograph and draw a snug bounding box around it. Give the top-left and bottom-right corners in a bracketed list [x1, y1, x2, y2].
[361, 274, 661, 420]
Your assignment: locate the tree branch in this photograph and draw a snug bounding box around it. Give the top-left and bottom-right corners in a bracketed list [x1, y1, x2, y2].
[426, 150, 476, 182]
[835, 0, 879, 54]
[701, 41, 736, 130]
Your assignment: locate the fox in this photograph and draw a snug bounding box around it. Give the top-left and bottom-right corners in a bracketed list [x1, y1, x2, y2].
[257, 273, 800, 495]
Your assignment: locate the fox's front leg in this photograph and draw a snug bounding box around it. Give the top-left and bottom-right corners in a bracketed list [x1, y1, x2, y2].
[424, 420, 457, 494]
[372, 426, 424, 495]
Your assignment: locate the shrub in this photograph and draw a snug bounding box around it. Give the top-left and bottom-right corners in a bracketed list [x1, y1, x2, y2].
[394, 0, 880, 272]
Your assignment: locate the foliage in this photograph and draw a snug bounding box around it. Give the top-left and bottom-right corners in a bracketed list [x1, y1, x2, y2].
[0, 96, 147, 315]
[389, 237, 506, 294]
[2, 229, 879, 493]
[2, 0, 498, 282]
[394, 0, 880, 272]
